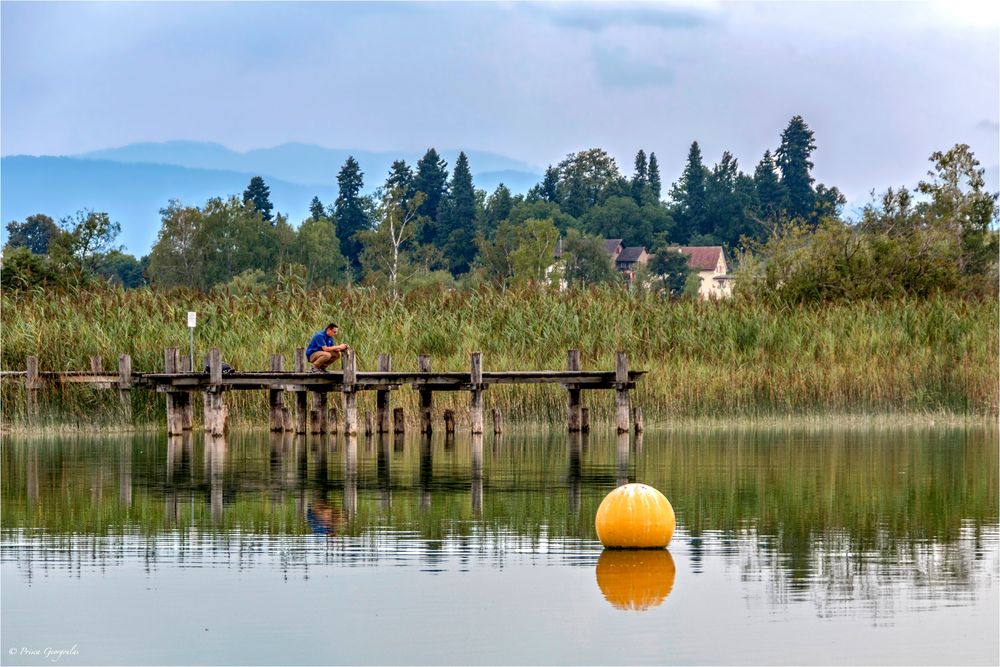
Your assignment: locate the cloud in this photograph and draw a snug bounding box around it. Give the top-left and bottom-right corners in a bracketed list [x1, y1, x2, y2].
[975, 119, 1000, 133]
[592, 44, 676, 89]
[521, 1, 716, 32]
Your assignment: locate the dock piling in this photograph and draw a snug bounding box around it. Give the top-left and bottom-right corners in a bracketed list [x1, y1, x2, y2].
[470, 352, 484, 434]
[581, 406, 590, 433]
[615, 352, 630, 434]
[567, 349, 582, 432]
[376, 354, 392, 433]
[393, 407, 406, 434]
[418, 354, 432, 434]
[443, 409, 456, 434]
[633, 406, 644, 434]
[204, 348, 227, 436]
[117, 354, 132, 422]
[164, 348, 184, 435]
[180, 354, 194, 430]
[492, 408, 504, 435]
[268, 354, 286, 431]
[342, 349, 358, 435]
[312, 392, 328, 434]
[294, 348, 308, 434]
[25, 356, 40, 421]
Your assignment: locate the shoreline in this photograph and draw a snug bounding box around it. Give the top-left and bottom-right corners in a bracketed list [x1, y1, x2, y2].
[3, 411, 997, 437]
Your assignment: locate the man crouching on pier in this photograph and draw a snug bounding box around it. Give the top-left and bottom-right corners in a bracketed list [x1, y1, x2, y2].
[306, 323, 349, 372]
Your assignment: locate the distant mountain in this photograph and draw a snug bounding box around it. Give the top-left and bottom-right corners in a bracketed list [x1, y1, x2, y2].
[79, 141, 542, 192]
[2, 142, 545, 255]
[1, 156, 337, 254]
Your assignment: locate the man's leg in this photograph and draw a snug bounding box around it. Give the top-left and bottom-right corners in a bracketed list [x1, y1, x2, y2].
[309, 351, 333, 369]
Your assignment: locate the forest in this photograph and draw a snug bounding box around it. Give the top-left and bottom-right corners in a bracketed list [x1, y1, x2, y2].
[5, 115, 996, 302]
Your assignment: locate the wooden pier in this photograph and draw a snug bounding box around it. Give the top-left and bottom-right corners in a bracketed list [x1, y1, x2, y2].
[6, 349, 645, 435]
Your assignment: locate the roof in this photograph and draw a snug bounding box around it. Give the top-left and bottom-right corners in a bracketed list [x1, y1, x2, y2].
[617, 246, 646, 263]
[603, 239, 624, 254]
[676, 246, 724, 271]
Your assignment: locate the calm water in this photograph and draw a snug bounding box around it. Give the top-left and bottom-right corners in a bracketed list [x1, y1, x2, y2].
[1, 426, 997, 666]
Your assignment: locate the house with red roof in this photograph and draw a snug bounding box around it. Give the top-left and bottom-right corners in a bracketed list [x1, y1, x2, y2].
[671, 245, 733, 299]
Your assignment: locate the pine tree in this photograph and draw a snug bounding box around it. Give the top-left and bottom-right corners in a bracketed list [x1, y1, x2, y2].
[669, 142, 710, 243]
[439, 151, 478, 273]
[631, 150, 648, 204]
[334, 156, 369, 271]
[386, 160, 415, 205]
[484, 184, 514, 229]
[647, 153, 662, 202]
[243, 176, 274, 222]
[413, 148, 449, 229]
[776, 115, 817, 221]
[540, 166, 560, 203]
[309, 196, 326, 221]
[753, 150, 786, 220]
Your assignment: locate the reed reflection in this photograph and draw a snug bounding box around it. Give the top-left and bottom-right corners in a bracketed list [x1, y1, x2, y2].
[0, 426, 995, 614]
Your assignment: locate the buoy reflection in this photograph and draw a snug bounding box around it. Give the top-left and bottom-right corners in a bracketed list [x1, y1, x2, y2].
[595, 549, 676, 611]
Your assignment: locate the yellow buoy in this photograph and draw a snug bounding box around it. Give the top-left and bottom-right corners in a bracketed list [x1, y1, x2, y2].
[595, 548, 676, 611]
[595, 483, 675, 548]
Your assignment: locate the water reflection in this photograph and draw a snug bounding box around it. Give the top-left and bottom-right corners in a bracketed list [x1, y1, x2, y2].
[1, 426, 997, 621]
[595, 549, 677, 611]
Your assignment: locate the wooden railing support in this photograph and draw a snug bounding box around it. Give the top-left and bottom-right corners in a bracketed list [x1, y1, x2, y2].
[342, 349, 358, 435]
[418, 354, 432, 434]
[567, 349, 582, 432]
[470, 352, 484, 434]
[615, 352, 630, 434]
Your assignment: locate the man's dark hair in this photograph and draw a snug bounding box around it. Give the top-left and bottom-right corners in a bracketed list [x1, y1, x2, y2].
[326, 322, 338, 330]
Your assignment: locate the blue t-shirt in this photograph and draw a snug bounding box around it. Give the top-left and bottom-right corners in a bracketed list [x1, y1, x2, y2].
[306, 330, 335, 357]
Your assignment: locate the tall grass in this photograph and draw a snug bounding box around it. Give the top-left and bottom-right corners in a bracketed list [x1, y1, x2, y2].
[2, 284, 997, 428]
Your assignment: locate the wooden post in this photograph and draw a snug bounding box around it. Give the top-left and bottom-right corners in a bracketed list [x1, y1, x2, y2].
[492, 408, 504, 434]
[282, 406, 294, 432]
[418, 354, 433, 434]
[615, 352, 630, 434]
[117, 354, 132, 422]
[268, 354, 285, 431]
[470, 352, 484, 435]
[443, 409, 456, 434]
[376, 353, 391, 433]
[342, 349, 358, 435]
[25, 356, 40, 422]
[393, 407, 406, 434]
[164, 347, 183, 435]
[633, 406, 644, 434]
[567, 349, 582, 432]
[581, 406, 590, 434]
[204, 348, 226, 436]
[89, 355, 103, 374]
[312, 392, 328, 434]
[364, 410, 373, 436]
[294, 348, 308, 435]
[180, 354, 194, 430]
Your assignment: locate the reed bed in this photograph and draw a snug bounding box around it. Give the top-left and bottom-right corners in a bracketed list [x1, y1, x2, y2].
[2, 285, 997, 428]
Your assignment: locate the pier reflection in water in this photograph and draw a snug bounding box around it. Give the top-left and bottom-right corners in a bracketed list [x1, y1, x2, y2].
[1, 426, 997, 665]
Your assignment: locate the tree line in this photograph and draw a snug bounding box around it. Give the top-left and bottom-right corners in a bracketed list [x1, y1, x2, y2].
[3, 115, 997, 301]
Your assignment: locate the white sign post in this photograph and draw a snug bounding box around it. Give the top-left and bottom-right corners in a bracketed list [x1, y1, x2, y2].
[187, 312, 197, 369]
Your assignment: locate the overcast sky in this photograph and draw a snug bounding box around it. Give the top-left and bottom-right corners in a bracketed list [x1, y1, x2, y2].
[2, 1, 997, 208]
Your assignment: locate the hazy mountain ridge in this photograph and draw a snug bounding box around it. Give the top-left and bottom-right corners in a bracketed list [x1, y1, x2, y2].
[79, 141, 542, 190]
[2, 142, 544, 254]
[0, 156, 338, 253]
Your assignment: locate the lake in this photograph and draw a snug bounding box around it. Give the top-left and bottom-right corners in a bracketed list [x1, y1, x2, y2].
[1, 426, 997, 665]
